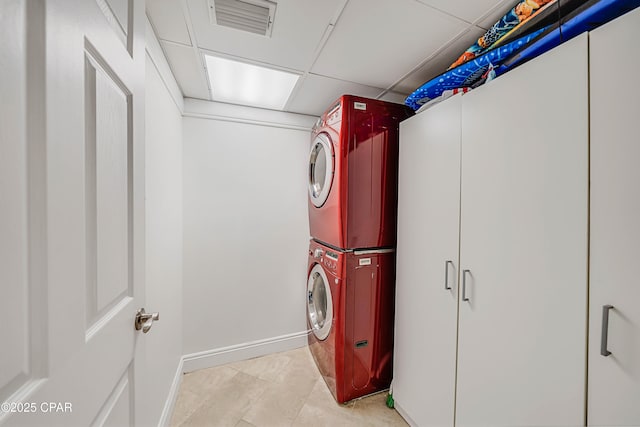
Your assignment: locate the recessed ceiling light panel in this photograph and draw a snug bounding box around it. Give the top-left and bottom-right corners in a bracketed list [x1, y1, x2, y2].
[204, 55, 299, 111]
[209, 0, 276, 37]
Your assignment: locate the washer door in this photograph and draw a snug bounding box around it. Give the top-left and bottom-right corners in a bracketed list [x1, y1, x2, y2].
[307, 263, 333, 340]
[308, 133, 334, 207]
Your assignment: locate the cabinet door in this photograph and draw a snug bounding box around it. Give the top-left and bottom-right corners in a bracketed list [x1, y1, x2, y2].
[394, 96, 462, 427]
[456, 35, 589, 426]
[589, 8, 640, 426]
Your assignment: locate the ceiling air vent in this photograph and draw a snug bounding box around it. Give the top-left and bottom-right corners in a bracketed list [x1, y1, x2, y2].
[209, 0, 276, 37]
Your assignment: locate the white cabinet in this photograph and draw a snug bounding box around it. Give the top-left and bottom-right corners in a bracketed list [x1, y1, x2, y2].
[588, 8, 640, 426]
[394, 34, 589, 427]
[394, 95, 462, 427]
[456, 33, 588, 427]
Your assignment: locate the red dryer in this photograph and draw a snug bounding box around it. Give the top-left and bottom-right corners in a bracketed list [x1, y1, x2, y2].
[306, 239, 396, 403]
[307, 95, 413, 250]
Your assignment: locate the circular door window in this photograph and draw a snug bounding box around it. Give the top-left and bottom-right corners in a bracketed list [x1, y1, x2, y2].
[307, 263, 333, 340]
[308, 133, 334, 207]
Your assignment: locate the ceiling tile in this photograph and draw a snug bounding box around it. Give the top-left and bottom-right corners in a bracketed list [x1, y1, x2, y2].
[476, 0, 521, 29]
[186, 0, 345, 71]
[311, 0, 469, 89]
[147, 0, 526, 115]
[286, 73, 385, 116]
[146, 0, 192, 45]
[393, 25, 486, 94]
[377, 91, 408, 105]
[161, 41, 210, 99]
[414, 0, 507, 24]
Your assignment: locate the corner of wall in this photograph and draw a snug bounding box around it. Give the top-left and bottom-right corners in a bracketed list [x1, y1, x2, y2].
[157, 357, 184, 427]
[145, 13, 185, 114]
[182, 98, 318, 131]
[144, 23, 185, 426]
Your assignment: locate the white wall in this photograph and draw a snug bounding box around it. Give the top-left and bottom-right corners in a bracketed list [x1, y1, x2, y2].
[182, 104, 313, 370]
[140, 20, 184, 427]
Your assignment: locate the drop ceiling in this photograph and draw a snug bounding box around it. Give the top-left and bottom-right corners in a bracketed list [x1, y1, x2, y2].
[146, 0, 520, 116]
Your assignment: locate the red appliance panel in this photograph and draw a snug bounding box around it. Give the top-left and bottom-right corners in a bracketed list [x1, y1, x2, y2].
[308, 103, 345, 248]
[306, 240, 397, 404]
[343, 250, 396, 401]
[307, 240, 346, 400]
[308, 95, 412, 250]
[345, 106, 402, 249]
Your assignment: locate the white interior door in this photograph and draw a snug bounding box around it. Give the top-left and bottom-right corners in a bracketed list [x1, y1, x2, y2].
[588, 8, 640, 425]
[393, 95, 462, 427]
[456, 35, 589, 426]
[1, 0, 147, 425]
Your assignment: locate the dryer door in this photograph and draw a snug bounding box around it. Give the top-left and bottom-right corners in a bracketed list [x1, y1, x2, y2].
[308, 133, 334, 207]
[307, 263, 333, 340]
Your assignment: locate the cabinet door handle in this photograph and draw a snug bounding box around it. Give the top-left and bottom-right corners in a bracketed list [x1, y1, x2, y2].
[462, 269, 471, 302]
[444, 260, 453, 290]
[601, 305, 614, 357]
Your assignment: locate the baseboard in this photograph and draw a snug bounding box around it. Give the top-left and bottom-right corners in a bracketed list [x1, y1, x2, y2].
[157, 357, 184, 427]
[182, 330, 310, 373]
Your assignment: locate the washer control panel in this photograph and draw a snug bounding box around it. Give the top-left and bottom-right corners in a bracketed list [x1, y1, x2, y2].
[323, 250, 338, 270]
[309, 242, 341, 273]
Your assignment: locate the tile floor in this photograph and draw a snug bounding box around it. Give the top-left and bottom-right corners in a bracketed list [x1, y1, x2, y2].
[169, 346, 409, 427]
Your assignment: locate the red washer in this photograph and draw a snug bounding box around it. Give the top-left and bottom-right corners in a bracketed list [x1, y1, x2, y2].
[306, 239, 396, 403]
[308, 95, 413, 250]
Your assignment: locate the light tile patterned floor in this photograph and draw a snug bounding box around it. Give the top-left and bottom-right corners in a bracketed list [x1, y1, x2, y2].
[169, 347, 409, 427]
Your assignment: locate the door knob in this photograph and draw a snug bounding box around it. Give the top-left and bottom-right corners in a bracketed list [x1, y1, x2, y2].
[135, 308, 159, 333]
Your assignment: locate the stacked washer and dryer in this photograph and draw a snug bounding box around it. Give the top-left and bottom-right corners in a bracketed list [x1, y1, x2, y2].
[305, 95, 413, 403]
